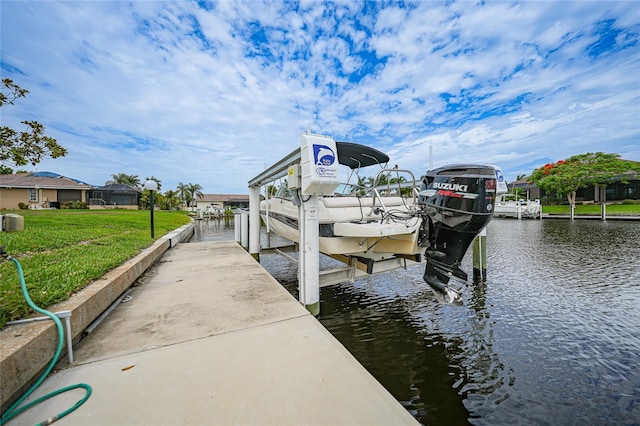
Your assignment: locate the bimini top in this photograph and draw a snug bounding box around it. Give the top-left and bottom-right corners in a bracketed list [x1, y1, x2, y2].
[336, 142, 390, 169]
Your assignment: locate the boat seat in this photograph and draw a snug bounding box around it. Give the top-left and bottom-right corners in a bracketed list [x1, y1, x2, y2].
[320, 196, 409, 209]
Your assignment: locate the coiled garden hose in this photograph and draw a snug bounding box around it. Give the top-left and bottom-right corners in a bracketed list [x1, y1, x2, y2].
[0, 252, 91, 426]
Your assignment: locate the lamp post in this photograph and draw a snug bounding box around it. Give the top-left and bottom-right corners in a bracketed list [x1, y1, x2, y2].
[143, 180, 158, 238]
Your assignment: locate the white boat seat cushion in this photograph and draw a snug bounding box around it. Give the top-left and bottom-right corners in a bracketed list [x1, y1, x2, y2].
[320, 196, 408, 209]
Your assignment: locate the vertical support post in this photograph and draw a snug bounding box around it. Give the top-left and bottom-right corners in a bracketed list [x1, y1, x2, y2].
[517, 200, 522, 220]
[601, 203, 607, 221]
[240, 211, 249, 249]
[234, 212, 241, 243]
[249, 186, 261, 261]
[62, 313, 74, 365]
[570, 204, 575, 220]
[473, 227, 487, 282]
[149, 190, 155, 239]
[299, 196, 320, 316]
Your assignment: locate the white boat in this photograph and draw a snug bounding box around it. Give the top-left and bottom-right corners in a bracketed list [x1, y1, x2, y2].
[260, 141, 500, 303]
[262, 143, 422, 264]
[494, 193, 541, 219]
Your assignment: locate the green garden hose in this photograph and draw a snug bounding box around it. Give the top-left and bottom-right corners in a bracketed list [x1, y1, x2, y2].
[0, 253, 91, 426]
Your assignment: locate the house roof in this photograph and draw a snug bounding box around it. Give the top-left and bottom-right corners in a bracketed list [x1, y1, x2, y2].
[0, 172, 93, 190]
[198, 194, 249, 203]
[92, 183, 141, 193]
[508, 178, 538, 189]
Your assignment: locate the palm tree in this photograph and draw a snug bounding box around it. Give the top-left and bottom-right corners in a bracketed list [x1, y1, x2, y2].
[106, 173, 140, 187]
[186, 183, 204, 207]
[176, 182, 189, 209]
[162, 189, 180, 211]
[176, 182, 204, 208]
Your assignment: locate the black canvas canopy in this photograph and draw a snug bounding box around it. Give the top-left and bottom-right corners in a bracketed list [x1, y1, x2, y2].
[335, 142, 389, 169]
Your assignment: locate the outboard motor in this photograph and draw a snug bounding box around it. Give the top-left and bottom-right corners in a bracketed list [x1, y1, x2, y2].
[418, 165, 497, 304]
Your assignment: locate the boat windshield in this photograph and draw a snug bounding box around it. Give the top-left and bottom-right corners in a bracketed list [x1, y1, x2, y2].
[275, 185, 294, 200]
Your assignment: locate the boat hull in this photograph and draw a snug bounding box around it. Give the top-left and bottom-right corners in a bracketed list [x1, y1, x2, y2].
[260, 197, 422, 260]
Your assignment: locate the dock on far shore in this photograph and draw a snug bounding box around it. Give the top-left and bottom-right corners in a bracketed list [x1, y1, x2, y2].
[4, 241, 417, 426]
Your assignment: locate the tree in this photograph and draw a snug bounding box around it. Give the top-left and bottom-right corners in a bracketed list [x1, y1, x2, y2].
[528, 152, 640, 206]
[176, 182, 204, 208]
[265, 184, 277, 198]
[186, 183, 204, 207]
[1, 79, 67, 167]
[162, 189, 181, 210]
[177, 182, 189, 208]
[106, 173, 141, 187]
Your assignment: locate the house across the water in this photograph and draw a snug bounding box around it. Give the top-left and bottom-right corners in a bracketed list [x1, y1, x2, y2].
[192, 194, 249, 212]
[508, 169, 639, 203]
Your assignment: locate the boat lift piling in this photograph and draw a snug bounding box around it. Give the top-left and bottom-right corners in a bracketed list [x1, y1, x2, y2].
[472, 228, 487, 282]
[247, 135, 324, 315]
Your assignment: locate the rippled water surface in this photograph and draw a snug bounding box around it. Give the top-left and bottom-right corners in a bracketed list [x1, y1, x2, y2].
[191, 218, 640, 425]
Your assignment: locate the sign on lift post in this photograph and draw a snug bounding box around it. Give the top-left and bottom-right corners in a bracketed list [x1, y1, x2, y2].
[297, 133, 341, 315]
[300, 133, 341, 196]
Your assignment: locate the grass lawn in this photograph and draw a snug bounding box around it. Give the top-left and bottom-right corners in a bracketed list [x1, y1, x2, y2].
[543, 204, 640, 216]
[1, 209, 191, 327]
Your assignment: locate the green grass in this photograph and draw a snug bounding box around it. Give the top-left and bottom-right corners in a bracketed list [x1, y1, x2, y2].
[543, 204, 640, 216]
[0, 210, 191, 327]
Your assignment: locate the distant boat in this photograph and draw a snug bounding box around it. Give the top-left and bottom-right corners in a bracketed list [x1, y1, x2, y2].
[494, 193, 541, 219]
[261, 141, 500, 303]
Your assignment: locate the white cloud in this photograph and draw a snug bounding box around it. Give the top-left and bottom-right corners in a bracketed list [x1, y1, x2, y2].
[1, 1, 638, 191]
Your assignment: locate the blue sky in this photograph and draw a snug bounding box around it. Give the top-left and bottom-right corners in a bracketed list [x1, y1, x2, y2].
[2, 1, 639, 193]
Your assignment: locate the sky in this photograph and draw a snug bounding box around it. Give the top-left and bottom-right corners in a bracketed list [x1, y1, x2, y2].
[1, 1, 639, 194]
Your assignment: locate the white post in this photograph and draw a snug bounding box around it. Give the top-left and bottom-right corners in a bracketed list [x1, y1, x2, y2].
[601, 203, 607, 221]
[300, 196, 320, 315]
[234, 213, 241, 243]
[473, 227, 487, 282]
[241, 211, 249, 249]
[517, 200, 522, 220]
[249, 186, 261, 260]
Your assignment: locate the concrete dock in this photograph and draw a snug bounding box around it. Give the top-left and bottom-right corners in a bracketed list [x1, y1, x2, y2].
[4, 241, 417, 425]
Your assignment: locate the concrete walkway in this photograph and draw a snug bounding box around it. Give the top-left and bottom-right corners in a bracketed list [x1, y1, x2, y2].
[6, 241, 417, 425]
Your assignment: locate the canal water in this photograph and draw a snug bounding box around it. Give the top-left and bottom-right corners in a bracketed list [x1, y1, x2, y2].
[190, 218, 640, 425]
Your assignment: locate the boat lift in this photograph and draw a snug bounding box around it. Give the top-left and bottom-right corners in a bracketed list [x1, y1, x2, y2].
[247, 133, 422, 315]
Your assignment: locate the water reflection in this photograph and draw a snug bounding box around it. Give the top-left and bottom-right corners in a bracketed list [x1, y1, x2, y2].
[190, 218, 640, 425]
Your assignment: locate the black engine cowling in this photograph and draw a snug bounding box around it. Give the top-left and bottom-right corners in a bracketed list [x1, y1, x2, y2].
[418, 164, 497, 303]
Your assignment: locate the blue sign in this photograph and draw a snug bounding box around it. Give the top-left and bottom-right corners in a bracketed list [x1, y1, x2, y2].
[313, 144, 336, 166]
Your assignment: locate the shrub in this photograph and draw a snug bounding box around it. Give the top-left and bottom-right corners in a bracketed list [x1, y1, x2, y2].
[621, 199, 640, 205]
[18, 202, 29, 209]
[62, 200, 88, 209]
